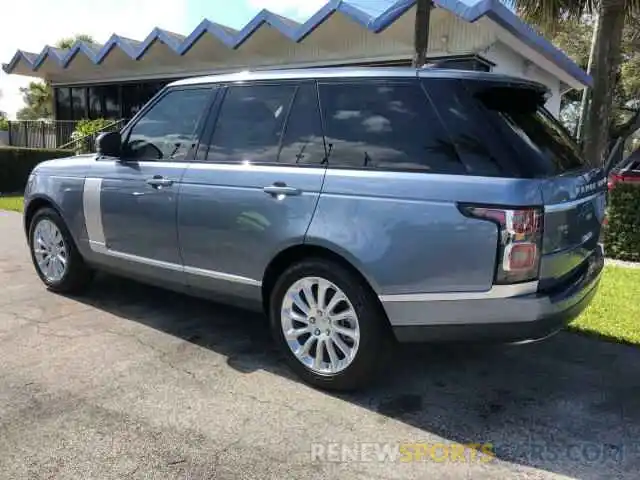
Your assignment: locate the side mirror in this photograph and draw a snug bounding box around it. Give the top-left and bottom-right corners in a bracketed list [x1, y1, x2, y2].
[96, 131, 122, 158]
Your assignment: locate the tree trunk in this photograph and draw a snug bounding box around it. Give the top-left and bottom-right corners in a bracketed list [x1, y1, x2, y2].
[582, 1, 626, 167]
[576, 14, 599, 141]
[412, 0, 432, 67]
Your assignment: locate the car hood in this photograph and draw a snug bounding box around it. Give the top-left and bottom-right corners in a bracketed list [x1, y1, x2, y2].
[32, 154, 98, 175]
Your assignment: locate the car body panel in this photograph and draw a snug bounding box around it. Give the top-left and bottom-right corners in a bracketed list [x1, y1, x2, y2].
[538, 168, 607, 290]
[178, 162, 325, 301]
[307, 168, 542, 295]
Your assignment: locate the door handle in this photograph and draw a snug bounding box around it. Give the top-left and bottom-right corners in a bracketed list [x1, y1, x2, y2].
[263, 184, 302, 197]
[146, 176, 173, 188]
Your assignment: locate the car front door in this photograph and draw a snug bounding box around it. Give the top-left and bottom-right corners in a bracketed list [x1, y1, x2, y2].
[178, 81, 327, 304]
[88, 86, 214, 285]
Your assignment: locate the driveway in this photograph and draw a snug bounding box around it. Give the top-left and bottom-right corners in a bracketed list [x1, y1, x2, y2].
[0, 209, 639, 479]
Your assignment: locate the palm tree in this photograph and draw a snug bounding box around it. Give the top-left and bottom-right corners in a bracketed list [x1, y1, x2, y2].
[17, 81, 53, 120]
[412, 0, 432, 67]
[510, 0, 640, 167]
[56, 34, 95, 50]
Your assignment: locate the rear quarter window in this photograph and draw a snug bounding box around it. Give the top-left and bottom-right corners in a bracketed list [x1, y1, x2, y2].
[423, 78, 586, 178]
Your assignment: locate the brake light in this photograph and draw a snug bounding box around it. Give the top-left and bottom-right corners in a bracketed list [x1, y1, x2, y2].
[608, 174, 622, 190]
[459, 205, 543, 284]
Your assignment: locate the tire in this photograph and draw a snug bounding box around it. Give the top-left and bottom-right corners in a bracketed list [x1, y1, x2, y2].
[28, 207, 94, 294]
[269, 258, 390, 391]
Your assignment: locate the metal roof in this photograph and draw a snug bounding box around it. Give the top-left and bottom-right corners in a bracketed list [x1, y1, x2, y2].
[2, 0, 590, 87]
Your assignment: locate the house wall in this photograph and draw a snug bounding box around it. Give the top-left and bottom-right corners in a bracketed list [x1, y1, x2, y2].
[483, 42, 562, 116]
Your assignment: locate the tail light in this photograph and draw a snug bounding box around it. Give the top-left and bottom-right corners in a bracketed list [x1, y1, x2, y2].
[608, 174, 621, 191]
[459, 205, 543, 284]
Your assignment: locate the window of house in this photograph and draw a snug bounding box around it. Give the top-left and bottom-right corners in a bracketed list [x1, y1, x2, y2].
[123, 88, 211, 161]
[318, 81, 465, 173]
[70, 87, 87, 120]
[88, 87, 103, 119]
[102, 85, 121, 119]
[55, 87, 72, 121]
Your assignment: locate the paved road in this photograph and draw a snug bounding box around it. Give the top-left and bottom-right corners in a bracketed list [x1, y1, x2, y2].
[1, 209, 639, 479]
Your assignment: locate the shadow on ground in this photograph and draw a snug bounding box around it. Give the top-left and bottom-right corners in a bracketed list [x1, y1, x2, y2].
[72, 273, 640, 479]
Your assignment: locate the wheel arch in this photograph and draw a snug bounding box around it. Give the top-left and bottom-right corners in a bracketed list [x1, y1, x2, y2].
[261, 242, 383, 315]
[23, 195, 64, 236]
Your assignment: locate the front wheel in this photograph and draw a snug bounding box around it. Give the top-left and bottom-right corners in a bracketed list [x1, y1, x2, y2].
[28, 207, 94, 294]
[269, 259, 390, 391]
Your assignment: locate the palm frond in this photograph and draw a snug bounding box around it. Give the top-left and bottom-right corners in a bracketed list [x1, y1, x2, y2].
[505, 0, 595, 31]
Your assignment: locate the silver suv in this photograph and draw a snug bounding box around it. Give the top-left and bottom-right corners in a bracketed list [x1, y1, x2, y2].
[23, 68, 606, 390]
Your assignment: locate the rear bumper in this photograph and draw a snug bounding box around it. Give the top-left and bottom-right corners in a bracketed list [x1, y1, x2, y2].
[384, 245, 604, 344]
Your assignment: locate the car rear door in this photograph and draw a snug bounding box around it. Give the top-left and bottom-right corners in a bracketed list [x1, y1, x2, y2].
[177, 80, 327, 303]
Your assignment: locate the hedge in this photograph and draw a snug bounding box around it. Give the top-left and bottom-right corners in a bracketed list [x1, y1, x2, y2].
[604, 184, 640, 262]
[0, 147, 73, 194]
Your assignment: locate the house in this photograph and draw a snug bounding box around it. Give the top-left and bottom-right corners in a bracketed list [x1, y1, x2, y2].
[2, 0, 590, 124]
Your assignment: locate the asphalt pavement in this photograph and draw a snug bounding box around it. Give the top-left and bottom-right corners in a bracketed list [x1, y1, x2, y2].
[1, 209, 639, 479]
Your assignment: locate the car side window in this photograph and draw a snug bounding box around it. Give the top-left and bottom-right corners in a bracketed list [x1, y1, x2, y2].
[123, 88, 211, 162]
[423, 79, 520, 177]
[318, 81, 465, 173]
[278, 84, 326, 165]
[206, 84, 297, 163]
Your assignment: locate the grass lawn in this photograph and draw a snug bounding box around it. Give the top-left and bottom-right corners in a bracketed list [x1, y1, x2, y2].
[0, 195, 24, 213]
[0, 194, 637, 345]
[570, 265, 640, 346]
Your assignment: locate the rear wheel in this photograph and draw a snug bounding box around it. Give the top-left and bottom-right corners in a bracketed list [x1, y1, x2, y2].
[28, 207, 94, 294]
[269, 258, 390, 390]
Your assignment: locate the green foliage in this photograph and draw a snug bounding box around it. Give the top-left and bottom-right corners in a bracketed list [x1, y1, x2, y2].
[0, 147, 73, 194]
[70, 118, 114, 154]
[0, 117, 8, 132]
[570, 266, 640, 346]
[541, 14, 640, 137]
[56, 34, 95, 49]
[604, 184, 640, 262]
[17, 81, 53, 120]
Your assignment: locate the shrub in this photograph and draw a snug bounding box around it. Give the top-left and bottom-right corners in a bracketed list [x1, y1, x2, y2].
[0, 118, 8, 131]
[0, 147, 73, 194]
[604, 184, 640, 261]
[70, 118, 114, 154]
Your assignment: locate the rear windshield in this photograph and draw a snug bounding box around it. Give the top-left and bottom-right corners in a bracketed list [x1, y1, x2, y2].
[424, 79, 586, 178]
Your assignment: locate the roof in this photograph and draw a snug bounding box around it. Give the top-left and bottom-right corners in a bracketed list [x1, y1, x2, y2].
[171, 66, 550, 92]
[2, 0, 591, 87]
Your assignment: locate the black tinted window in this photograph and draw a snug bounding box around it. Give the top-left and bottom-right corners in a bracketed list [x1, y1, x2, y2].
[207, 84, 296, 163]
[426, 79, 585, 178]
[319, 82, 464, 173]
[125, 88, 210, 161]
[424, 79, 519, 177]
[278, 84, 326, 165]
[483, 88, 584, 174]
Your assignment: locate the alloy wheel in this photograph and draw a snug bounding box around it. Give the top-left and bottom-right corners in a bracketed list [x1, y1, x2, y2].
[32, 219, 68, 283]
[281, 276, 361, 374]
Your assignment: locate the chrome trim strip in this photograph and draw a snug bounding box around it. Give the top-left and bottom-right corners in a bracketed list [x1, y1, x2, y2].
[102, 249, 262, 286]
[83, 178, 105, 249]
[544, 193, 600, 213]
[184, 265, 262, 286]
[108, 250, 184, 272]
[379, 281, 539, 303]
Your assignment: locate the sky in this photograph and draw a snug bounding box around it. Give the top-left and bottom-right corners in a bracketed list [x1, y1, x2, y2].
[0, 0, 330, 118]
